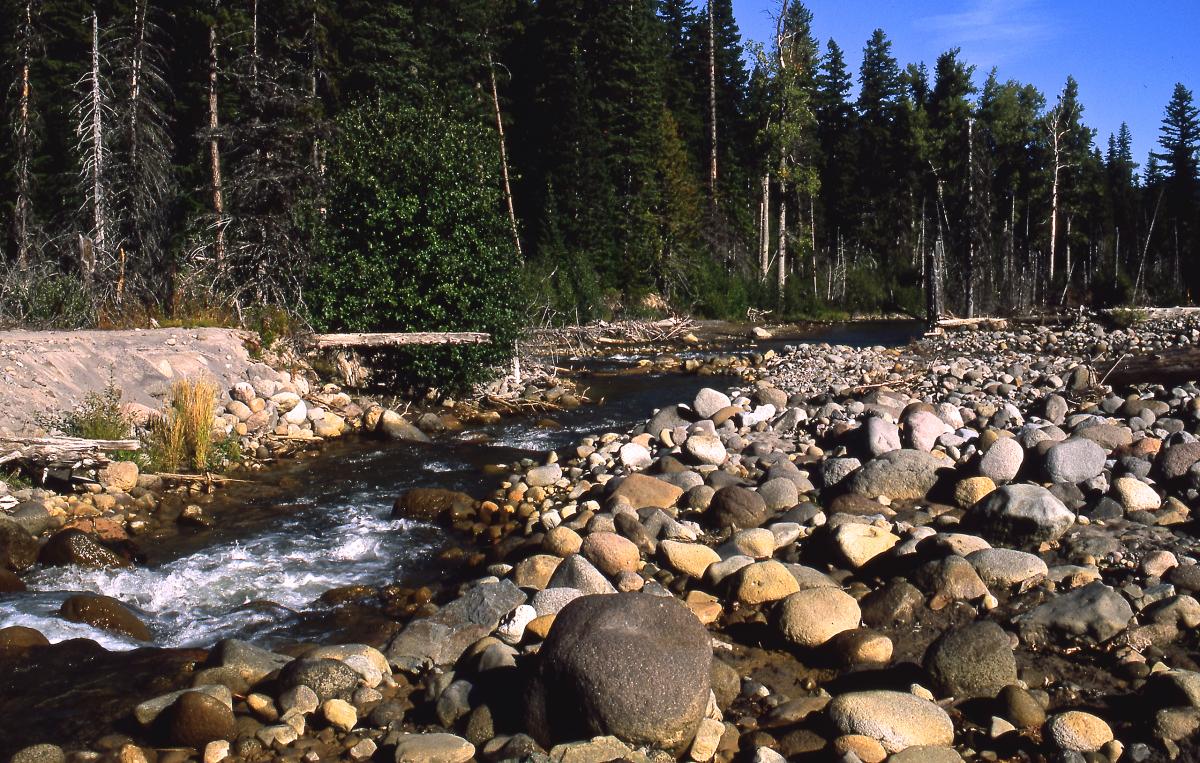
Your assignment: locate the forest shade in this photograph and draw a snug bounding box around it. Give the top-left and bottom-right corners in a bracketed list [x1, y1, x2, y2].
[0, 0, 1197, 331]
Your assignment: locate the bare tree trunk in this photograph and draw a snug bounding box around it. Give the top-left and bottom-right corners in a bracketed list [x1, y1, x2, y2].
[777, 177, 787, 295]
[85, 10, 106, 290]
[207, 10, 226, 270]
[251, 0, 259, 85]
[706, 0, 718, 208]
[759, 174, 770, 281]
[965, 117, 975, 318]
[810, 192, 817, 298]
[487, 50, 521, 259]
[1134, 188, 1164, 303]
[14, 0, 34, 269]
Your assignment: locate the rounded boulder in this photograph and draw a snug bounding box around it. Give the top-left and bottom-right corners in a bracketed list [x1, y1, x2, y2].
[524, 592, 712, 751]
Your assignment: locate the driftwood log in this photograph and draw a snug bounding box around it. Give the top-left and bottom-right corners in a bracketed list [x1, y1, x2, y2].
[1100, 347, 1200, 388]
[309, 332, 491, 349]
[0, 436, 140, 483]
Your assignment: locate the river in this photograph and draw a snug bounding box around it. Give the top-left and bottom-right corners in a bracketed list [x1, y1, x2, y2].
[0, 321, 921, 652]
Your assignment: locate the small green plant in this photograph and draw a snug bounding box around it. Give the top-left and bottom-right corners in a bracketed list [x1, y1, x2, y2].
[1, 468, 32, 490]
[1109, 307, 1148, 330]
[35, 378, 134, 441]
[143, 377, 219, 472]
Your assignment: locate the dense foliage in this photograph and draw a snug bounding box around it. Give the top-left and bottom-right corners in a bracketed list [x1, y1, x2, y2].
[309, 98, 522, 388]
[0, 0, 1195, 336]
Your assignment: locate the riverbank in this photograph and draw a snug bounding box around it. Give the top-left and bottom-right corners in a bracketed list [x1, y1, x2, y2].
[5, 313, 1200, 762]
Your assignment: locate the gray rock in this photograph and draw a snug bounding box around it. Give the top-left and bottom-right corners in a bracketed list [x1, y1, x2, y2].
[964, 484, 1075, 546]
[1044, 394, 1068, 425]
[757, 478, 799, 510]
[393, 733, 475, 763]
[386, 579, 526, 671]
[527, 464, 563, 487]
[1159, 442, 1200, 480]
[525, 593, 712, 751]
[822, 457, 861, 488]
[0, 517, 38, 572]
[207, 639, 292, 685]
[277, 658, 360, 703]
[709, 486, 769, 529]
[1015, 582, 1133, 644]
[923, 621, 1017, 699]
[647, 406, 693, 438]
[966, 548, 1048, 588]
[1045, 438, 1107, 484]
[863, 417, 901, 457]
[694, 388, 733, 419]
[848, 449, 946, 501]
[546, 554, 617, 595]
[684, 434, 727, 465]
[979, 437, 1024, 484]
[9, 745, 64, 763]
[135, 685, 233, 726]
[904, 409, 949, 452]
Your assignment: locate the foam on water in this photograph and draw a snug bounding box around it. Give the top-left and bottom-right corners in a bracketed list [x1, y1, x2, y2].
[0, 498, 441, 651]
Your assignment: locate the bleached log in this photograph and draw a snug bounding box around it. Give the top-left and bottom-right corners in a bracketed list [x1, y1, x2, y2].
[310, 332, 491, 349]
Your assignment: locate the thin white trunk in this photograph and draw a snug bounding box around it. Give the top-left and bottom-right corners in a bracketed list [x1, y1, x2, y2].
[89, 11, 106, 272]
[777, 177, 787, 294]
[966, 117, 975, 318]
[488, 50, 521, 259]
[14, 0, 33, 268]
[759, 174, 770, 280]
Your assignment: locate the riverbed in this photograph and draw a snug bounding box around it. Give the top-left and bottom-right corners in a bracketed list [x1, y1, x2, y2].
[0, 321, 922, 652]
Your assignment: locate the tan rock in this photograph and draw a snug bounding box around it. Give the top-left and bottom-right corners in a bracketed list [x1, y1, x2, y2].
[543, 526, 583, 557]
[778, 587, 861, 648]
[731, 560, 800, 605]
[833, 524, 900, 569]
[609, 473, 684, 509]
[581, 532, 641, 577]
[99, 461, 139, 492]
[512, 555, 561, 590]
[955, 477, 996, 509]
[834, 735, 887, 763]
[1047, 711, 1114, 752]
[660, 540, 721, 579]
[684, 590, 722, 625]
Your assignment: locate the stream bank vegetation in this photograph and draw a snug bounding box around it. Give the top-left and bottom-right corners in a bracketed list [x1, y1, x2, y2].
[0, 1, 1193, 388]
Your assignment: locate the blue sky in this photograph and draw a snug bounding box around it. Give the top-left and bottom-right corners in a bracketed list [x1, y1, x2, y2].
[732, 0, 1200, 171]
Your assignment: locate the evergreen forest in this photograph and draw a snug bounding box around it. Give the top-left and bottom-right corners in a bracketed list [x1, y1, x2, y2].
[1, 0, 1198, 333]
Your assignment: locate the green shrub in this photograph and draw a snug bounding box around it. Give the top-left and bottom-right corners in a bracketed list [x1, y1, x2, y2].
[307, 97, 522, 390]
[35, 379, 133, 441]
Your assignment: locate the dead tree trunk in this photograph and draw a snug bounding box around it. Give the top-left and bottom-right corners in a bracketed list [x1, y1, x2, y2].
[706, 0, 718, 209]
[207, 7, 226, 270]
[777, 176, 787, 295]
[965, 117, 976, 318]
[759, 174, 770, 281]
[78, 9, 108, 290]
[487, 49, 521, 260]
[13, 0, 35, 269]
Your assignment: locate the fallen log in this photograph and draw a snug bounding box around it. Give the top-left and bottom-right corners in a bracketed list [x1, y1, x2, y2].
[1101, 346, 1200, 388]
[0, 436, 140, 466]
[936, 317, 1009, 331]
[309, 332, 491, 349]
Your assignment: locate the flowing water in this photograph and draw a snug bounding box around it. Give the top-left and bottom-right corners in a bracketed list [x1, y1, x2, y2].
[0, 321, 921, 651]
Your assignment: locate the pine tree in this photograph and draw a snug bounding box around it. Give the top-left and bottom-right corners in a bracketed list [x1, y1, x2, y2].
[814, 38, 855, 299]
[855, 29, 904, 272]
[1153, 83, 1200, 296]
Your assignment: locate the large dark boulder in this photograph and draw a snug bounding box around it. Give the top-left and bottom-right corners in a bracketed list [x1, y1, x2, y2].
[166, 691, 237, 749]
[58, 594, 151, 641]
[524, 593, 712, 751]
[38, 529, 130, 569]
[709, 486, 768, 529]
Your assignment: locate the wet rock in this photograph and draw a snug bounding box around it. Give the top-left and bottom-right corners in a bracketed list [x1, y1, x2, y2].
[135, 685, 233, 726]
[826, 691, 954, 753]
[0, 517, 38, 572]
[391, 488, 475, 522]
[923, 622, 1017, 699]
[276, 658, 360, 703]
[1047, 711, 1114, 752]
[59, 594, 150, 641]
[997, 684, 1046, 729]
[0, 624, 48, 649]
[206, 639, 291, 686]
[525, 592, 711, 751]
[167, 691, 237, 749]
[777, 588, 861, 648]
[709, 486, 769, 529]
[1044, 438, 1107, 484]
[379, 411, 431, 442]
[964, 484, 1075, 546]
[1014, 582, 1133, 644]
[848, 449, 945, 501]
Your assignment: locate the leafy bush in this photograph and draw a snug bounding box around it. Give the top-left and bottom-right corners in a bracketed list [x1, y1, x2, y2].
[144, 377, 219, 472]
[35, 379, 134, 441]
[307, 97, 522, 390]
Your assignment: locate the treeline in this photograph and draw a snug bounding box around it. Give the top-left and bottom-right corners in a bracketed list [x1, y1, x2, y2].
[0, 0, 1197, 328]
